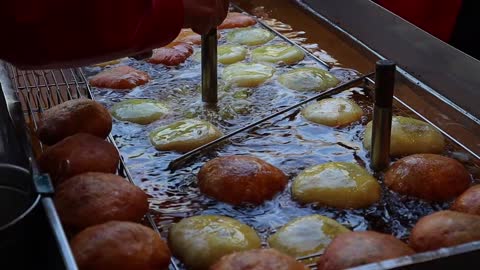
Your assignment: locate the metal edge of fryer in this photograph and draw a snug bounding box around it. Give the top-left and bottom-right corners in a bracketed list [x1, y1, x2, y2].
[0, 61, 78, 270]
[295, 0, 480, 124]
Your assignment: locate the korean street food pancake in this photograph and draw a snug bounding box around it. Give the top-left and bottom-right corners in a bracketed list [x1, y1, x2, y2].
[174, 28, 221, 45]
[302, 98, 363, 127]
[198, 155, 288, 205]
[89, 66, 150, 90]
[451, 185, 480, 215]
[222, 62, 275, 87]
[384, 154, 471, 202]
[227, 28, 275, 46]
[268, 215, 350, 258]
[110, 99, 169, 125]
[219, 12, 257, 29]
[149, 42, 194, 66]
[168, 215, 261, 270]
[252, 45, 305, 65]
[149, 119, 223, 152]
[278, 67, 340, 91]
[292, 162, 381, 209]
[363, 116, 445, 156]
[37, 98, 112, 145]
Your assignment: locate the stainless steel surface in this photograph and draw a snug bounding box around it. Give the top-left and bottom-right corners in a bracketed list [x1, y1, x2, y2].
[168, 72, 374, 171]
[201, 29, 219, 104]
[296, 0, 480, 122]
[370, 60, 395, 171]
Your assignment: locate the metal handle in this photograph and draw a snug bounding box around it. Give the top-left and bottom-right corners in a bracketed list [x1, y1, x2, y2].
[201, 29, 218, 104]
[370, 60, 396, 171]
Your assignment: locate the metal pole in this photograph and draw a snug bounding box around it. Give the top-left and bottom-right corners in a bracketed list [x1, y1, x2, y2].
[370, 60, 395, 171]
[201, 29, 218, 104]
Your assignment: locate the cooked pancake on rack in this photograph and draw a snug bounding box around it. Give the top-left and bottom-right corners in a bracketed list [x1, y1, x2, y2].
[110, 99, 169, 125]
[38, 133, 120, 185]
[211, 248, 307, 270]
[193, 45, 248, 65]
[409, 210, 480, 252]
[218, 12, 257, 29]
[148, 42, 194, 66]
[168, 215, 261, 270]
[384, 154, 471, 202]
[451, 185, 480, 215]
[174, 28, 222, 45]
[252, 45, 305, 65]
[37, 98, 112, 145]
[317, 231, 414, 270]
[89, 66, 150, 89]
[54, 172, 148, 231]
[197, 155, 288, 205]
[268, 215, 350, 258]
[149, 119, 223, 152]
[71, 221, 171, 270]
[363, 116, 445, 156]
[227, 28, 275, 46]
[278, 67, 340, 91]
[292, 162, 381, 209]
[302, 98, 363, 127]
[222, 62, 275, 87]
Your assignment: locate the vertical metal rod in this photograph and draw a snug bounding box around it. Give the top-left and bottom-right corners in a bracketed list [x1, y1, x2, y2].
[371, 60, 395, 171]
[201, 29, 218, 104]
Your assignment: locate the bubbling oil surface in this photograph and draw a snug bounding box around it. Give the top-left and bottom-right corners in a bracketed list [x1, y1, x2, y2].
[84, 14, 479, 249]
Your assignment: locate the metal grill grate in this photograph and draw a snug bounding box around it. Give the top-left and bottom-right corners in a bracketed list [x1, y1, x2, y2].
[6, 65, 181, 270]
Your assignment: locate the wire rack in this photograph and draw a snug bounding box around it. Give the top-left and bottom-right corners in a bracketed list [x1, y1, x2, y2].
[5, 65, 182, 270]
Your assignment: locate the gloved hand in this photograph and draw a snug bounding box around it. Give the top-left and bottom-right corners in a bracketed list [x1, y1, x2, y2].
[183, 0, 230, 34]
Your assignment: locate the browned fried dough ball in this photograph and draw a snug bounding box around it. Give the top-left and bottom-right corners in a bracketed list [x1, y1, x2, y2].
[89, 66, 150, 89]
[384, 154, 471, 201]
[71, 221, 171, 270]
[211, 249, 307, 270]
[451, 185, 480, 215]
[198, 155, 288, 205]
[409, 210, 480, 252]
[317, 231, 414, 270]
[54, 172, 148, 231]
[37, 98, 112, 145]
[218, 13, 257, 29]
[38, 133, 120, 185]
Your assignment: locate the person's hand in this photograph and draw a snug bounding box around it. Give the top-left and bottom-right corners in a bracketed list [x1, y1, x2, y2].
[183, 0, 229, 34]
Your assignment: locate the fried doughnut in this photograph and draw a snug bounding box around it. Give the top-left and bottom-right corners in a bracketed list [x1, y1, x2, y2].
[198, 155, 288, 205]
[451, 185, 480, 215]
[149, 119, 223, 152]
[110, 99, 169, 125]
[168, 215, 261, 270]
[38, 133, 120, 185]
[89, 66, 150, 89]
[317, 231, 414, 270]
[292, 162, 381, 209]
[149, 42, 194, 66]
[268, 215, 350, 258]
[384, 154, 471, 201]
[409, 210, 480, 252]
[54, 172, 148, 231]
[363, 116, 445, 156]
[37, 98, 112, 145]
[71, 221, 171, 270]
[211, 249, 307, 270]
[174, 28, 221, 45]
[302, 98, 363, 126]
[222, 62, 275, 87]
[227, 28, 275, 46]
[252, 45, 305, 65]
[278, 67, 339, 92]
[218, 12, 257, 29]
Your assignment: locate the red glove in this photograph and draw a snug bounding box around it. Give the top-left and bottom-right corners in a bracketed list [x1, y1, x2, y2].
[377, 0, 463, 42]
[0, 0, 184, 69]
